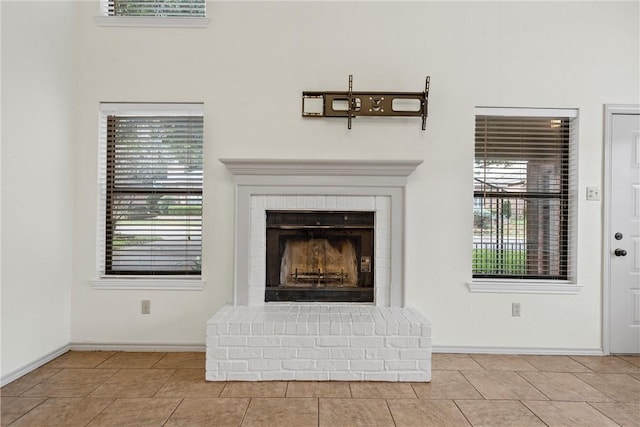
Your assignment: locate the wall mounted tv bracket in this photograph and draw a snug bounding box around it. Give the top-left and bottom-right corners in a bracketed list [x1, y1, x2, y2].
[302, 75, 430, 130]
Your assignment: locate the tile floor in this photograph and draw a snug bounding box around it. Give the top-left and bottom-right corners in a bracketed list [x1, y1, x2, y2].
[1, 351, 639, 426]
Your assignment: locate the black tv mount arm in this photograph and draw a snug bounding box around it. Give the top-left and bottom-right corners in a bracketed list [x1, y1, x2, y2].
[302, 75, 430, 130]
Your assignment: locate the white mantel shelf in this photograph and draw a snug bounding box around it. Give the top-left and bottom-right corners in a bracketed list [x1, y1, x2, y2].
[219, 158, 423, 177]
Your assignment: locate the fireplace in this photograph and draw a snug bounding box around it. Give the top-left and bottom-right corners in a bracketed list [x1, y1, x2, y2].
[265, 210, 374, 302]
[219, 158, 423, 307]
[207, 159, 432, 383]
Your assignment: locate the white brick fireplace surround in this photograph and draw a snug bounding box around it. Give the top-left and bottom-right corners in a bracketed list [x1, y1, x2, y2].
[207, 159, 432, 381]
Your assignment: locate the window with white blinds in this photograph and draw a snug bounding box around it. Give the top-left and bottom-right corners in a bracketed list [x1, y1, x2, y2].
[98, 103, 203, 276]
[473, 108, 577, 281]
[103, 0, 205, 17]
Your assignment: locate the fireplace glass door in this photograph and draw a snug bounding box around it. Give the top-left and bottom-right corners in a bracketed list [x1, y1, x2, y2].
[265, 211, 374, 302]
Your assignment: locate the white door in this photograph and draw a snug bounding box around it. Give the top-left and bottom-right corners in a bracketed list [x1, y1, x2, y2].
[609, 112, 640, 354]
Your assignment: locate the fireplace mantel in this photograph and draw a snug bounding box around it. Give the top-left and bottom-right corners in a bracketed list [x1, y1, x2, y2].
[221, 158, 423, 307]
[219, 158, 423, 177]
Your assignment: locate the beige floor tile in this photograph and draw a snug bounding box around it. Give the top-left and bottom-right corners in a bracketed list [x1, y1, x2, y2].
[618, 355, 640, 368]
[349, 382, 417, 398]
[570, 356, 640, 373]
[12, 350, 640, 427]
[0, 397, 46, 426]
[242, 397, 318, 427]
[21, 369, 118, 398]
[574, 372, 640, 402]
[153, 352, 206, 369]
[387, 399, 471, 426]
[411, 370, 483, 400]
[286, 381, 351, 397]
[96, 352, 167, 369]
[220, 381, 287, 398]
[462, 371, 548, 400]
[45, 351, 116, 369]
[0, 367, 61, 396]
[87, 397, 181, 426]
[88, 368, 175, 398]
[164, 397, 249, 427]
[432, 353, 484, 371]
[455, 399, 545, 427]
[523, 400, 619, 426]
[9, 398, 113, 427]
[469, 354, 538, 371]
[589, 401, 640, 427]
[519, 371, 613, 402]
[319, 398, 394, 427]
[154, 369, 224, 398]
[522, 355, 594, 372]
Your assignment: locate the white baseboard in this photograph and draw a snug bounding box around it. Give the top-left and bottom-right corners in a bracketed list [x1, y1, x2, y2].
[1, 344, 70, 387]
[69, 342, 205, 352]
[1, 342, 605, 387]
[432, 345, 604, 356]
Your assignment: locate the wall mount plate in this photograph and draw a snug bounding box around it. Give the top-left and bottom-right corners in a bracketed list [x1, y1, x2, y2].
[302, 75, 430, 130]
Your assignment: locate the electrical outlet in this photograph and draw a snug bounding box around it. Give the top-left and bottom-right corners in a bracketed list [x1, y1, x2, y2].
[141, 300, 151, 314]
[512, 302, 521, 317]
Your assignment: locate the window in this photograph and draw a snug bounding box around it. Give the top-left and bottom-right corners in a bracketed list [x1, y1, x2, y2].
[472, 108, 578, 287]
[96, 0, 208, 28]
[97, 103, 203, 279]
[104, 0, 205, 17]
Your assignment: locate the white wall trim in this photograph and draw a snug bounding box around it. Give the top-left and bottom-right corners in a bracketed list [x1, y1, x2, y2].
[475, 107, 579, 118]
[2, 342, 206, 385]
[466, 280, 583, 295]
[603, 104, 640, 355]
[2, 341, 603, 387]
[70, 342, 205, 352]
[90, 278, 205, 291]
[95, 16, 209, 28]
[432, 345, 604, 356]
[0, 344, 70, 387]
[220, 158, 424, 177]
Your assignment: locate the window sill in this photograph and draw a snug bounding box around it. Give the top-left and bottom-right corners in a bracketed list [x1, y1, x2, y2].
[91, 277, 205, 291]
[95, 16, 209, 28]
[466, 279, 583, 295]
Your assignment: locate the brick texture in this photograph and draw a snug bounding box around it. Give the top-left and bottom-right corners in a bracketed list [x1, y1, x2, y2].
[206, 304, 431, 382]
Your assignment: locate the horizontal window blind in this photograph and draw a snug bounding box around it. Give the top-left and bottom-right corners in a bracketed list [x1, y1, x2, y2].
[473, 112, 577, 280]
[105, 113, 203, 275]
[106, 0, 205, 17]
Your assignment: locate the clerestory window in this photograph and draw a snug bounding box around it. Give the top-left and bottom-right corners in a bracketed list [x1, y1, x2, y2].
[97, 103, 203, 278]
[96, 0, 208, 28]
[104, 0, 205, 17]
[472, 108, 578, 284]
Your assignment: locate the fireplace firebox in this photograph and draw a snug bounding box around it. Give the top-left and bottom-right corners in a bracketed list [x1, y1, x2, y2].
[265, 210, 374, 302]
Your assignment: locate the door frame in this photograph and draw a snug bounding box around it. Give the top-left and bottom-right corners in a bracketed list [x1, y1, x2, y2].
[603, 104, 640, 355]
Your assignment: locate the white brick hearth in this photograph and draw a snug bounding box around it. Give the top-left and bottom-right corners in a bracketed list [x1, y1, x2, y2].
[207, 159, 431, 382]
[207, 304, 431, 381]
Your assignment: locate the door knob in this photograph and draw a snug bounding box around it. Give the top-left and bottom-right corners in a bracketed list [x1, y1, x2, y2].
[614, 248, 627, 257]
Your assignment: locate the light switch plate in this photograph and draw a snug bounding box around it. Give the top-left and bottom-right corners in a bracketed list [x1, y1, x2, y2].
[141, 300, 150, 314]
[586, 187, 600, 201]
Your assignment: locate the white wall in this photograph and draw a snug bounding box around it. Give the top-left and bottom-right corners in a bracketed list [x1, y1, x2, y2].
[70, 1, 639, 351]
[1, 1, 75, 378]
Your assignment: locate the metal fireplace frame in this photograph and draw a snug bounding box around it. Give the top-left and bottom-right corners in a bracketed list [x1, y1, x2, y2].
[265, 210, 375, 302]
